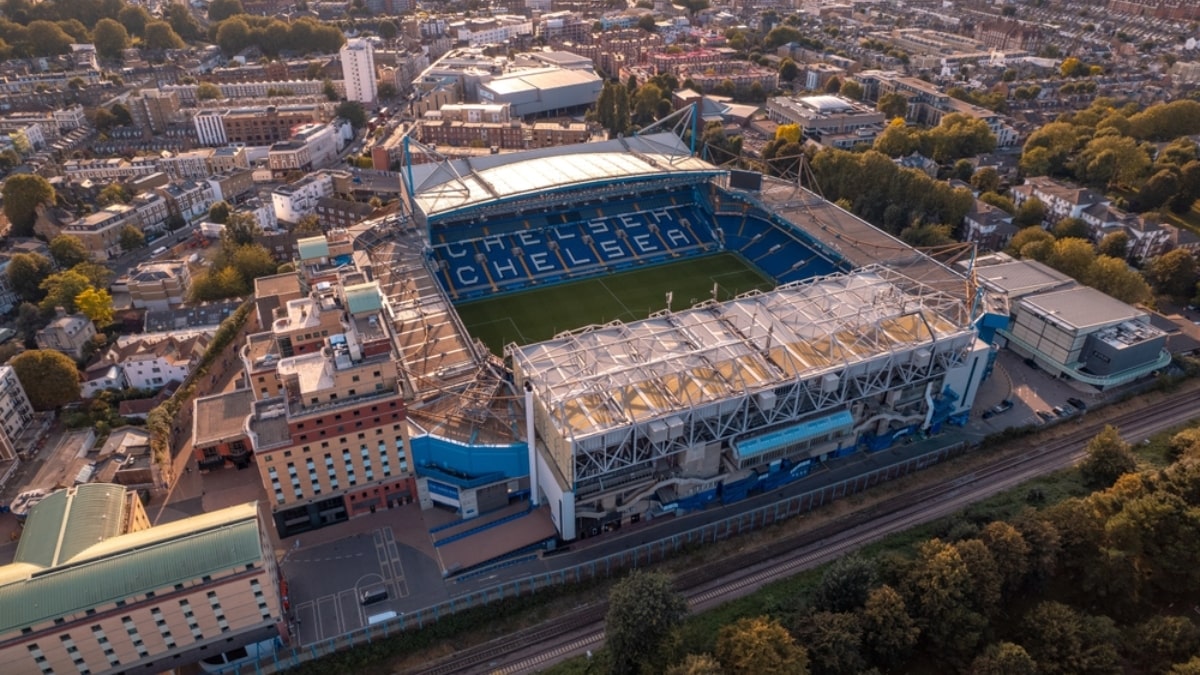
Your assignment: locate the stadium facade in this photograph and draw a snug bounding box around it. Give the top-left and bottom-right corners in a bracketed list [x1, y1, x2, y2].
[394, 129, 991, 542]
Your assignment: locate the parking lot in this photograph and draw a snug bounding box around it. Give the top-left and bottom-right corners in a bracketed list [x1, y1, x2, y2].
[284, 506, 449, 645]
[973, 349, 1102, 433]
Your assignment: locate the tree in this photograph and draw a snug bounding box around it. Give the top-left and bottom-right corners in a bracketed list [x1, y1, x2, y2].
[6, 252, 53, 303]
[10, 350, 79, 410]
[336, 101, 367, 130]
[92, 18, 130, 60]
[118, 5, 151, 36]
[1013, 197, 1047, 228]
[377, 20, 397, 40]
[208, 200, 231, 224]
[143, 20, 185, 51]
[790, 611, 865, 675]
[666, 654, 723, 675]
[1076, 134, 1151, 188]
[74, 287, 114, 327]
[970, 167, 1001, 194]
[1147, 249, 1198, 298]
[1081, 425, 1137, 489]
[1088, 255, 1152, 305]
[1007, 226, 1054, 257]
[377, 80, 397, 99]
[2, 173, 55, 237]
[877, 92, 908, 120]
[824, 76, 842, 94]
[166, 4, 202, 41]
[294, 214, 322, 235]
[606, 571, 687, 675]
[1051, 217, 1090, 240]
[196, 82, 222, 101]
[715, 616, 808, 675]
[874, 118, 918, 157]
[859, 584, 919, 668]
[970, 642, 1037, 675]
[977, 521, 1029, 599]
[1019, 601, 1121, 675]
[97, 182, 129, 206]
[118, 224, 145, 252]
[839, 79, 863, 101]
[676, 0, 710, 16]
[779, 58, 798, 82]
[637, 14, 657, 33]
[980, 191, 1015, 214]
[812, 554, 877, 613]
[1060, 56, 1090, 78]
[954, 539, 1003, 618]
[38, 270, 92, 315]
[1129, 615, 1200, 673]
[49, 235, 90, 269]
[902, 538, 987, 662]
[93, 108, 117, 132]
[227, 244, 277, 286]
[190, 266, 248, 301]
[216, 17, 251, 56]
[208, 0, 245, 22]
[323, 78, 339, 101]
[26, 21, 72, 56]
[1171, 657, 1200, 675]
[1140, 168, 1182, 211]
[1047, 237, 1096, 280]
[221, 212, 262, 248]
[1098, 231, 1129, 259]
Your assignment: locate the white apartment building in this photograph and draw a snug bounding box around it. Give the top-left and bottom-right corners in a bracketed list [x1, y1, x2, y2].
[267, 123, 339, 176]
[53, 105, 87, 130]
[451, 15, 533, 46]
[0, 365, 33, 446]
[341, 38, 377, 104]
[272, 172, 335, 223]
[194, 110, 228, 146]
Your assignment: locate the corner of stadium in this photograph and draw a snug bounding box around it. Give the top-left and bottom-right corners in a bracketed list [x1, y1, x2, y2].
[360, 107, 990, 561]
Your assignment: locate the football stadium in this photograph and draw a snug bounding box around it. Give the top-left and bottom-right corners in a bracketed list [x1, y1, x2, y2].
[367, 121, 990, 544]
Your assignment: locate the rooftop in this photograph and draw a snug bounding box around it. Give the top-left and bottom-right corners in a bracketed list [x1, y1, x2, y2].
[1018, 285, 1147, 332]
[192, 389, 255, 447]
[409, 133, 719, 219]
[975, 259, 1075, 299]
[0, 499, 263, 635]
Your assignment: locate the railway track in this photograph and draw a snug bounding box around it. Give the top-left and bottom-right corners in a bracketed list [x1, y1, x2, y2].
[410, 394, 1200, 675]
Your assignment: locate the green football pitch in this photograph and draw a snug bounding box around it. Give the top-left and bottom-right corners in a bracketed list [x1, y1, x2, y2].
[455, 252, 774, 355]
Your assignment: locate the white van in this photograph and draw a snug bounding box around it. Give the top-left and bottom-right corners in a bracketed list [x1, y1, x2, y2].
[368, 610, 397, 625]
[151, 246, 167, 257]
[199, 637, 280, 673]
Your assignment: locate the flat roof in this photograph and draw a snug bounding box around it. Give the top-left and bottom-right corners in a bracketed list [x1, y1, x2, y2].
[410, 133, 719, 219]
[1018, 285, 1145, 331]
[481, 67, 600, 95]
[193, 389, 255, 447]
[975, 259, 1075, 299]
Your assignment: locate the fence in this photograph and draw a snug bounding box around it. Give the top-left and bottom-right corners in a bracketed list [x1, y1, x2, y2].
[235, 441, 967, 674]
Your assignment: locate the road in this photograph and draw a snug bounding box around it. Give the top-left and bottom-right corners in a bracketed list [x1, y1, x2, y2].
[413, 390, 1200, 675]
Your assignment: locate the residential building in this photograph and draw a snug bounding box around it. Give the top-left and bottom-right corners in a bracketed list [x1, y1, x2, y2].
[1012, 176, 1105, 223]
[193, 105, 327, 147]
[156, 181, 217, 223]
[271, 170, 352, 224]
[58, 204, 142, 261]
[0, 365, 33, 446]
[267, 123, 340, 177]
[127, 260, 192, 310]
[107, 333, 210, 391]
[62, 158, 159, 182]
[529, 120, 589, 147]
[244, 277, 414, 536]
[963, 198, 1017, 251]
[0, 485, 284, 675]
[209, 145, 250, 173]
[158, 149, 214, 181]
[35, 309, 97, 360]
[138, 89, 182, 133]
[0, 256, 23, 314]
[82, 361, 128, 399]
[451, 15, 533, 46]
[315, 197, 375, 230]
[208, 169, 256, 204]
[340, 38, 377, 104]
[856, 70, 1020, 147]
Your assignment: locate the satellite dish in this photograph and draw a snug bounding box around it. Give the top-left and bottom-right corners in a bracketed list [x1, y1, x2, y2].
[1186, 37, 1197, 50]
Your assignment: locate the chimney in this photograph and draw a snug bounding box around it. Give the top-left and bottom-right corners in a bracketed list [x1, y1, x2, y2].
[55, 306, 67, 318]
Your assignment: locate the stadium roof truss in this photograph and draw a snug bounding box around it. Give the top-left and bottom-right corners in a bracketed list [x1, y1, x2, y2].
[511, 267, 976, 486]
[404, 132, 722, 222]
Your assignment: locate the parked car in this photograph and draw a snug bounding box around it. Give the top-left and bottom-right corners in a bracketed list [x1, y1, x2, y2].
[1036, 410, 1055, 421]
[1067, 397, 1087, 411]
[982, 399, 1014, 420]
[199, 637, 280, 673]
[1023, 358, 1040, 371]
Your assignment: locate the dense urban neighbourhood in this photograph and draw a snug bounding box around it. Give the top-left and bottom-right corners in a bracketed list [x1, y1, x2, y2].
[0, 0, 1197, 673]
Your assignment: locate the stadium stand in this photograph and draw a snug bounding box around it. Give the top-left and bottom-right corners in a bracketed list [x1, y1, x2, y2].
[430, 198, 720, 299]
[715, 208, 844, 284]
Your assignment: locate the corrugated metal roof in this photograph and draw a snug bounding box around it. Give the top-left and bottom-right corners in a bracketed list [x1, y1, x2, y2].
[14, 484, 126, 568]
[0, 503, 264, 634]
[344, 282, 383, 316]
[297, 236, 330, 261]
